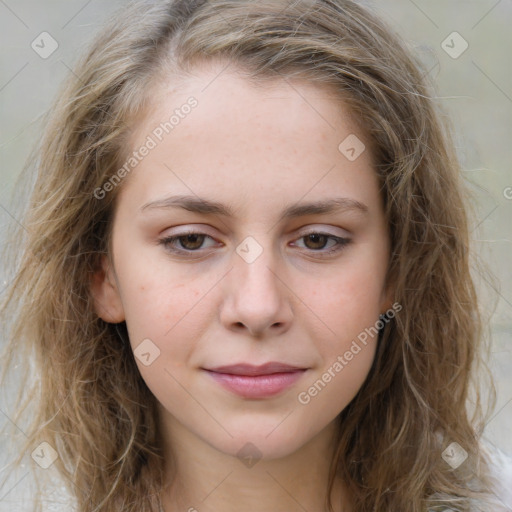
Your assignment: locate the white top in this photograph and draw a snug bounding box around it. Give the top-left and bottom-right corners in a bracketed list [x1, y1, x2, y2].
[484, 443, 512, 510]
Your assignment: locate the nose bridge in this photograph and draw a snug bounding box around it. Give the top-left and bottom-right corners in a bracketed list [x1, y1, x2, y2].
[233, 234, 282, 303]
[221, 234, 292, 335]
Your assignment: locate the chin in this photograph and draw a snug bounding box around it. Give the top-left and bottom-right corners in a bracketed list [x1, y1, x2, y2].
[201, 418, 318, 462]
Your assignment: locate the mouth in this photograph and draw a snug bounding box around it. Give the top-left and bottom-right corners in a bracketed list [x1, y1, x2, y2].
[203, 362, 308, 399]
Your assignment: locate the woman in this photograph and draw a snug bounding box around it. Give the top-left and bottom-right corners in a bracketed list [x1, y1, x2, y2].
[1, 1, 511, 510]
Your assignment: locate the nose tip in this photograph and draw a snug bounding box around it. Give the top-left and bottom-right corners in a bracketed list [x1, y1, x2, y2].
[220, 251, 293, 338]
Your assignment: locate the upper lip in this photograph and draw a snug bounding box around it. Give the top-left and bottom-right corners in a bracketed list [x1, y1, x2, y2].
[205, 362, 306, 376]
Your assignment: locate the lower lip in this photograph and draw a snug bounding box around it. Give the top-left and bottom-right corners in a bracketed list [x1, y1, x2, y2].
[205, 370, 306, 399]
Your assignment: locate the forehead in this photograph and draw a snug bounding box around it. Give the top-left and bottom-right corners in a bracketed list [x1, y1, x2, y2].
[117, 63, 379, 218]
[138, 60, 365, 147]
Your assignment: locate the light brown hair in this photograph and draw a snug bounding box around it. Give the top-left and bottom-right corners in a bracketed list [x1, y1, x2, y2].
[0, 0, 500, 510]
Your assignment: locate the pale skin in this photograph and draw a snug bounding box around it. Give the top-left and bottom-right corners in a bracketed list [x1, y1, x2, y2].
[91, 61, 393, 512]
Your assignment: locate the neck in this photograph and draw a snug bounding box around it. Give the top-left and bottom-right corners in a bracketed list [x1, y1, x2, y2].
[158, 412, 352, 512]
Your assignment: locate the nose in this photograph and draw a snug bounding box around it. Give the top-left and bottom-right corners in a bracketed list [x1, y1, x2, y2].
[219, 244, 293, 338]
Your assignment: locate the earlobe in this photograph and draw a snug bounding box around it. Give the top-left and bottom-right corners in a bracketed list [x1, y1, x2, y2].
[90, 254, 125, 323]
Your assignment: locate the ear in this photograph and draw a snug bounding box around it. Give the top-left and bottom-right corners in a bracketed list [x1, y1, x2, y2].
[90, 254, 125, 323]
[379, 277, 396, 315]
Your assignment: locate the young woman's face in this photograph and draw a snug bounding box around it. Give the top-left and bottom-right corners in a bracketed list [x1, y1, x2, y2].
[93, 63, 393, 461]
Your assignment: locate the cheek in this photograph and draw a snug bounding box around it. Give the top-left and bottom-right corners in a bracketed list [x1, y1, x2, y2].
[304, 254, 385, 342]
[114, 259, 207, 372]
[115, 243, 200, 332]
[295, 263, 382, 415]
[119, 272, 209, 405]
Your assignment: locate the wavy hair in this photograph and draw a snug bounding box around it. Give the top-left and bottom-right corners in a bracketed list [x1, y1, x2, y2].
[0, 0, 500, 510]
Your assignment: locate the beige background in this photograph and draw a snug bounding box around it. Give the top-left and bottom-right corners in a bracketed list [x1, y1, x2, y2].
[0, 0, 511, 509]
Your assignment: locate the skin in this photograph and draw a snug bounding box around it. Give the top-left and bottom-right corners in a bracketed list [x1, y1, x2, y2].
[91, 61, 393, 512]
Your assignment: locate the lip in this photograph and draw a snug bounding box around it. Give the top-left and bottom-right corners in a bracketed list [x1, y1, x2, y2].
[206, 362, 305, 376]
[203, 362, 307, 399]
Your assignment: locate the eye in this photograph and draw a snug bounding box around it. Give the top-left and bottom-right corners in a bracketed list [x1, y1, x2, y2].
[159, 231, 218, 255]
[159, 230, 351, 258]
[292, 231, 351, 257]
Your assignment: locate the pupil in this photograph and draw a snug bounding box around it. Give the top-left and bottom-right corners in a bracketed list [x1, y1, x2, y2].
[183, 234, 202, 249]
[307, 234, 325, 249]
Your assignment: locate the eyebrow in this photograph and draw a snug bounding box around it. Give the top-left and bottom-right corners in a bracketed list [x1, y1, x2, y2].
[140, 194, 369, 221]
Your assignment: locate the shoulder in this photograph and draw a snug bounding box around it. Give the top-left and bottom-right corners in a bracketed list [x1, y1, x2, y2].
[479, 441, 512, 511]
[40, 478, 77, 512]
[428, 438, 512, 511]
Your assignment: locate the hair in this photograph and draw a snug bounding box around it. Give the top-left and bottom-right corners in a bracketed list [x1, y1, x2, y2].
[0, 0, 502, 511]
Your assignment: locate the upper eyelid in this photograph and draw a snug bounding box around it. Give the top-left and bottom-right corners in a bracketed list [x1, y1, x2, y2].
[161, 224, 350, 238]
[160, 229, 350, 248]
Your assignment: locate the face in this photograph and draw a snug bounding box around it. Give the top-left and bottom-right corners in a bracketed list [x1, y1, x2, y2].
[92, 62, 393, 461]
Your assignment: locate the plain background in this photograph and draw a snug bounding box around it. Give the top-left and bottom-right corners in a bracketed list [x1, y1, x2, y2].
[0, 0, 511, 509]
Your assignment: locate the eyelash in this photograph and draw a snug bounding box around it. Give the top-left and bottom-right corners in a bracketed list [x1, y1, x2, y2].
[159, 230, 351, 258]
